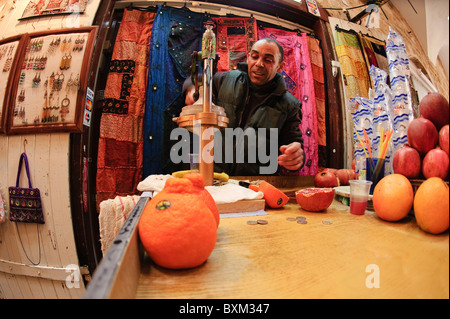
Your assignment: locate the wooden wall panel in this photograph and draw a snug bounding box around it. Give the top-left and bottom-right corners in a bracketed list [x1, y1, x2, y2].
[0, 134, 84, 299]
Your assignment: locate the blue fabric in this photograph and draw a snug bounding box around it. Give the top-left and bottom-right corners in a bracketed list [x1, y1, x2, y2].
[143, 6, 206, 177]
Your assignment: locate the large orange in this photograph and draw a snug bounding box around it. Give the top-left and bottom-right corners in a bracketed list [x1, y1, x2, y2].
[183, 173, 220, 227]
[413, 177, 449, 234]
[138, 177, 217, 269]
[372, 174, 414, 222]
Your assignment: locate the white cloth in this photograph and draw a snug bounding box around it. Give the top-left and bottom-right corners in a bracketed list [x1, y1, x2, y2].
[205, 183, 264, 204]
[99, 195, 140, 255]
[137, 174, 174, 192]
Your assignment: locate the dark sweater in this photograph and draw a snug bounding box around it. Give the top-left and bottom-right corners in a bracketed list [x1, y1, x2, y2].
[212, 63, 304, 175]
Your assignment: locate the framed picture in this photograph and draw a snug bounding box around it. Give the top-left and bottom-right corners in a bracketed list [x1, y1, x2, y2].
[7, 26, 97, 134]
[0, 35, 25, 134]
[20, 0, 88, 20]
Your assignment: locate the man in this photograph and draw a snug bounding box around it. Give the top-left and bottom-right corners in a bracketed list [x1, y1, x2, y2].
[215, 38, 305, 174]
[184, 38, 305, 175]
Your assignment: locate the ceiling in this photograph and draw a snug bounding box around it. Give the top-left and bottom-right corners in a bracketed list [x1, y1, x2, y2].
[390, 0, 449, 79]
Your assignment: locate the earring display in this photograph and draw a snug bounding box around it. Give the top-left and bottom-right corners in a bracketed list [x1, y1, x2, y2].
[1, 38, 21, 133]
[11, 31, 89, 128]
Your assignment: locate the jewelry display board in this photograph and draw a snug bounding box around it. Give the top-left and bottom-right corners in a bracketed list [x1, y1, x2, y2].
[0, 35, 25, 133]
[7, 26, 97, 134]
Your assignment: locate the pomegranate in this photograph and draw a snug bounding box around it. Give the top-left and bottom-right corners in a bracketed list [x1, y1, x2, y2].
[439, 125, 449, 156]
[407, 118, 438, 154]
[314, 170, 340, 188]
[419, 92, 449, 130]
[336, 169, 352, 186]
[295, 188, 335, 212]
[393, 145, 421, 179]
[422, 148, 449, 180]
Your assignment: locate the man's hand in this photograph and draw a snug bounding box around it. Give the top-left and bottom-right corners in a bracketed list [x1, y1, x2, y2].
[278, 142, 304, 171]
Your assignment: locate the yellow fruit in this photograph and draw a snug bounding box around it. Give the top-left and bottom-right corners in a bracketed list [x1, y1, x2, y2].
[372, 174, 414, 221]
[414, 177, 449, 234]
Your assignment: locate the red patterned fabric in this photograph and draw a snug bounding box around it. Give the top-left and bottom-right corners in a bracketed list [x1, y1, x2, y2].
[213, 17, 258, 72]
[96, 9, 155, 209]
[258, 27, 319, 176]
[307, 36, 326, 147]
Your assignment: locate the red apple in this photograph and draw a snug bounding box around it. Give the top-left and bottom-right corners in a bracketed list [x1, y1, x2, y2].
[407, 118, 438, 154]
[439, 124, 449, 156]
[393, 145, 421, 179]
[314, 171, 340, 188]
[422, 148, 449, 179]
[419, 92, 449, 130]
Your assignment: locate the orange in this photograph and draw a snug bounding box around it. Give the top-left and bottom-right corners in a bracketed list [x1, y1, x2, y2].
[413, 177, 449, 234]
[258, 181, 289, 208]
[138, 177, 217, 269]
[183, 173, 220, 227]
[372, 174, 414, 222]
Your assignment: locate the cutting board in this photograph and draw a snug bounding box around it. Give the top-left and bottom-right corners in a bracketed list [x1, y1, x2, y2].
[216, 199, 266, 214]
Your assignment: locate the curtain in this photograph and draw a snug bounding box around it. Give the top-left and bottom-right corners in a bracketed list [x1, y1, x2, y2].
[143, 6, 206, 177]
[258, 27, 319, 176]
[334, 29, 372, 99]
[307, 35, 326, 148]
[212, 17, 258, 72]
[96, 8, 156, 207]
[358, 34, 389, 87]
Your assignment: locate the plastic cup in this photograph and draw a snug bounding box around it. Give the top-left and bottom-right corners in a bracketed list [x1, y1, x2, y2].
[349, 180, 373, 215]
[189, 153, 199, 171]
[366, 158, 385, 195]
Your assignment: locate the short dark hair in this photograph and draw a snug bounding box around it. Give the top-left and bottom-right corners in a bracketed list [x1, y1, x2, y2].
[256, 38, 284, 63]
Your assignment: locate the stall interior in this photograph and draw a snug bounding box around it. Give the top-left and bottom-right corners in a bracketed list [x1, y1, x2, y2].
[93, 4, 328, 211]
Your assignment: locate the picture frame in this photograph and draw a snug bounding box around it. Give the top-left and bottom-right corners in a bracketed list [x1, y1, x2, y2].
[0, 35, 26, 134]
[7, 26, 97, 134]
[19, 0, 88, 21]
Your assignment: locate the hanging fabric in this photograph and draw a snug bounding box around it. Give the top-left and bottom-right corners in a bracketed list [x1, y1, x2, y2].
[258, 27, 319, 176]
[358, 34, 389, 85]
[96, 8, 156, 207]
[307, 35, 326, 148]
[143, 5, 206, 177]
[212, 17, 258, 72]
[334, 29, 372, 99]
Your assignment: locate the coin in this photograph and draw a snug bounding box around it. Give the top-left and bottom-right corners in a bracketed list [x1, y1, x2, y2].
[247, 220, 258, 225]
[286, 217, 297, 221]
[297, 219, 307, 224]
[257, 219, 268, 225]
[296, 216, 306, 220]
[322, 220, 333, 225]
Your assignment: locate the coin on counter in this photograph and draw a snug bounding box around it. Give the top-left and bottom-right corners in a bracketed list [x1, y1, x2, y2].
[297, 219, 307, 224]
[286, 217, 297, 221]
[247, 220, 258, 225]
[296, 216, 306, 220]
[322, 220, 333, 225]
[257, 219, 268, 225]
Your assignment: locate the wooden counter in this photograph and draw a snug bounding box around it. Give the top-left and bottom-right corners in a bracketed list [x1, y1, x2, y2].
[135, 200, 448, 299]
[84, 179, 448, 299]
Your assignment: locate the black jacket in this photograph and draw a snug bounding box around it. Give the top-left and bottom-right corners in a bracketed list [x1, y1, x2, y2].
[212, 63, 304, 175]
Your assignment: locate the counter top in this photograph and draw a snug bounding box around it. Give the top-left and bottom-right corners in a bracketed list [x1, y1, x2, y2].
[135, 199, 449, 299]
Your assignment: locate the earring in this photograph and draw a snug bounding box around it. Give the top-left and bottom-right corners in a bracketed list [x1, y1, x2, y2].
[19, 72, 25, 85]
[60, 54, 66, 70]
[60, 96, 70, 121]
[65, 53, 72, 70]
[18, 89, 25, 102]
[32, 73, 41, 88]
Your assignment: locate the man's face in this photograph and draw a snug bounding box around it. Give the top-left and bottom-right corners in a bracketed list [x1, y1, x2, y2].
[247, 40, 284, 86]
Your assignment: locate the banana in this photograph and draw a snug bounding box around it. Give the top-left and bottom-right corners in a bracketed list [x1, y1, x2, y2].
[171, 170, 229, 182]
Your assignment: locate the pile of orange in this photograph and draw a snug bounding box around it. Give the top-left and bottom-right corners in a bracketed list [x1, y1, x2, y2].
[372, 174, 449, 234]
[138, 173, 218, 269]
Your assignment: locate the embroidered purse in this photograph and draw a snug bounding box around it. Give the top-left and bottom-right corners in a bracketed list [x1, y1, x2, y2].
[9, 153, 45, 224]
